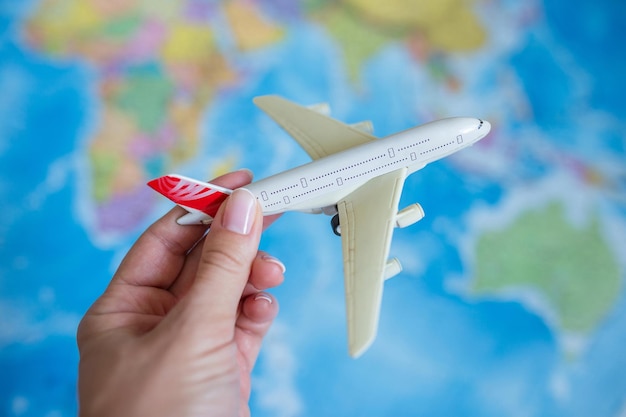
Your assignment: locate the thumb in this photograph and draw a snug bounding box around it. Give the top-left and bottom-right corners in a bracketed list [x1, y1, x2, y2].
[182, 188, 263, 327]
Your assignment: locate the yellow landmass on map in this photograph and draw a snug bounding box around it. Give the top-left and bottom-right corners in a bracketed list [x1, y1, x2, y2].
[89, 107, 143, 201]
[423, 6, 486, 51]
[168, 101, 204, 165]
[25, 0, 103, 54]
[162, 24, 217, 64]
[25, 0, 250, 217]
[345, 0, 454, 26]
[160, 21, 237, 99]
[308, 0, 486, 79]
[224, 0, 285, 51]
[345, 0, 485, 50]
[25, 0, 149, 64]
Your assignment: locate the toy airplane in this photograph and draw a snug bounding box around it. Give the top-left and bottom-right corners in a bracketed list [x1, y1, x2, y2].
[148, 95, 491, 357]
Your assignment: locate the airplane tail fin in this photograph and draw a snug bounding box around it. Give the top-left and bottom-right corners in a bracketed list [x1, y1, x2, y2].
[147, 174, 232, 219]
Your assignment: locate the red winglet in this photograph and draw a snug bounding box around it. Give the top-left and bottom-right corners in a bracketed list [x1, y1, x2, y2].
[148, 174, 232, 218]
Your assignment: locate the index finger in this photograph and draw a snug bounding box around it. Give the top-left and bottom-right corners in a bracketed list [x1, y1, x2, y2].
[112, 169, 254, 290]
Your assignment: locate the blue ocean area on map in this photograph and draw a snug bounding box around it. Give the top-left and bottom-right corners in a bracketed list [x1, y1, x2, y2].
[1, 0, 625, 416]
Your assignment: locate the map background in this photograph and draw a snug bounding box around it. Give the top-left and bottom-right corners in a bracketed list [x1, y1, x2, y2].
[1, 0, 626, 416]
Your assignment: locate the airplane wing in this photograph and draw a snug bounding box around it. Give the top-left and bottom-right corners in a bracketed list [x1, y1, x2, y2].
[337, 167, 407, 357]
[253, 95, 376, 160]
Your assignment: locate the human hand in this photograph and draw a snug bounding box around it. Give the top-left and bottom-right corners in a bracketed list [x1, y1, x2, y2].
[77, 170, 285, 417]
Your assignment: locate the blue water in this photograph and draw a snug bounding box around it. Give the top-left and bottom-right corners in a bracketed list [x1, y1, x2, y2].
[2, 1, 626, 416]
[0, 32, 113, 416]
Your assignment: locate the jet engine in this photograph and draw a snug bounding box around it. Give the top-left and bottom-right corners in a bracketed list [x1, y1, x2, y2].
[394, 203, 425, 228]
[384, 258, 402, 280]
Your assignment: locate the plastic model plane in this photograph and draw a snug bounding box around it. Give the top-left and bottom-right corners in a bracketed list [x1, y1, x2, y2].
[148, 95, 491, 357]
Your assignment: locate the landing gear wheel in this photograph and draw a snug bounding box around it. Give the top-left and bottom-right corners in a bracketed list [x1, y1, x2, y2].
[331, 214, 341, 236]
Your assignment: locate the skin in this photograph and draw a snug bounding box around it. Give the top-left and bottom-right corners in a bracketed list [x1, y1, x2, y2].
[77, 170, 284, 417]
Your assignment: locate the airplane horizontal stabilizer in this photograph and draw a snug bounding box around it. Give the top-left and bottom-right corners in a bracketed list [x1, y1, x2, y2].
[147, 174, 232, 218]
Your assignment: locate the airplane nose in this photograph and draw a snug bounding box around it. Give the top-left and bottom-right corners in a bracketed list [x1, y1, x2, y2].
[478, 119, 491, 134]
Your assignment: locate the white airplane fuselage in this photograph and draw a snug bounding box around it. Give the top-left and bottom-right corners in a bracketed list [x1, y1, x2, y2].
[246, 117, 490, 215]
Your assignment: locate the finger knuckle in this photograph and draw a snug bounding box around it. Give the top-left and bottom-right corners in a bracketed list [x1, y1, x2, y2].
[200, 244, 250, 276]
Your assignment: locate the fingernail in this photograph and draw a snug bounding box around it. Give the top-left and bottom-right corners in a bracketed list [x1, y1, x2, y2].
[254, 293, 273, 304]
[236, 168, 254, 179]
[222, 188, 257, 235]
[262, 254, 287, 274]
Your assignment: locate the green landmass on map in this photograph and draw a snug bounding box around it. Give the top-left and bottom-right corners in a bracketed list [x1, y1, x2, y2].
[472, 202, 620, 334]
[113, 66, 174, 134]
[24, 0, 285, 230]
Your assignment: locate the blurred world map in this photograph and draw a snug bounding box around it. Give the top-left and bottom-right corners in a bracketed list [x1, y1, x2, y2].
[1, 0, 625, 416]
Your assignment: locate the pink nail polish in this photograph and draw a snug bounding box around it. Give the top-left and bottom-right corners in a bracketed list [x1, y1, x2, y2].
[222, 189, 257, 235]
